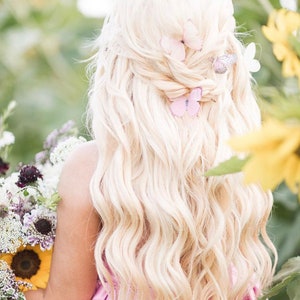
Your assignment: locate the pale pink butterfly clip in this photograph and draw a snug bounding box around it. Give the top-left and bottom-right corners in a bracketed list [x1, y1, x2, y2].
[170, 87, 203, 117]
[160, 20, 203, 61]
[213, 54, 237, 74]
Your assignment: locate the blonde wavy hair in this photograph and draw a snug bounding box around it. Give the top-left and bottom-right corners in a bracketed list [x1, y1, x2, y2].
[87, 0, 277, 299]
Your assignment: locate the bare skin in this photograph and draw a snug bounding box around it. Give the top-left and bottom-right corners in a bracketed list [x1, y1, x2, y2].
[25, 141, 101, 300]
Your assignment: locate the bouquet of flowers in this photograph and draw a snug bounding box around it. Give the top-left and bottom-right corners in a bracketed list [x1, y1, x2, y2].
[0, 102, 86, 299]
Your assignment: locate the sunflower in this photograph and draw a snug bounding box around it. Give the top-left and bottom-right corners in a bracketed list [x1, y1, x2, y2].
[0, 244, 52, 291]
[262, 9, 300, 83]
[229, 118, 300, 193]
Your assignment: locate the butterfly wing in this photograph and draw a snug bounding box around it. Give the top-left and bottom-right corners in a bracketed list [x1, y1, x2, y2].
[248, 59, 261, 73]
[189, 87, 202, 101]
[213, 54, 237, 74]
[160, 36, 185, 61]
[187, 99, 200, 117]
[186, 87, 201, 117]
[183, 20, 202, 51]
[244, 42, 261, 73]
[170, 96, 187, 117]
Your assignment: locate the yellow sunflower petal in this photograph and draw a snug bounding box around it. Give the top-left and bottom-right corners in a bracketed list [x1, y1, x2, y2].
[276, 130, 300, 159]
[262, 11, 282, 42]
[281, 53, 300, 77]
[2, 244, 52, 291]
[284, 10, 300, 32]
[273, 43, 290, 62]
[262, 25, 281, 43]
[229, 119, 288, 153]
[0, 253, 13, 264]
[243, 155, 285, 190]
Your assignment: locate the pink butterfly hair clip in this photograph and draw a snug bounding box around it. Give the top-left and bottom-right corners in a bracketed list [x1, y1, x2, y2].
[213, 53, 237, 74]
[160, 20, 203, 61]
[170, 87, 203, 118]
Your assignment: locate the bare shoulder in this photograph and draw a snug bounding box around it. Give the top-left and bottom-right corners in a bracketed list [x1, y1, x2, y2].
[58, 140, 98, 210]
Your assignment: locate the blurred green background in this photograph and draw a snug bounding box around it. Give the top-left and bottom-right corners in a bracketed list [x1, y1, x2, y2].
[0, 0, 102, 164]
[0, 0, 299, 298]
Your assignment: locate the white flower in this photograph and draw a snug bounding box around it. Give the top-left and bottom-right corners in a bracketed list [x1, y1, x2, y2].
[37, 163, 61, 198]
[77, 0, 113, 18]
[0, 186, 10, 207]
[244, 42, 261, 73]
[50, 136, 86, 165]
[0, 172, 19, 197]
[280, 0, 297, 11]
[0, 213, 23, 253]
[0, 131, 15, 149]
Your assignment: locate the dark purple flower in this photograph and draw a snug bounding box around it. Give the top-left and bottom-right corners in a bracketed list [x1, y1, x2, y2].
[15, 165, 43, 188]
[0, 157, 9, 175]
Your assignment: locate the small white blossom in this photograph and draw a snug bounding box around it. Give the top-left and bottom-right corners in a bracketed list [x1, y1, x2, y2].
[280, 0, 297, 11]
[0, 186, 10, 207]
[0, 131, 15, 149]
[0, 213, 23, 253]
[50, 136, 86, 165]
[37, 163, 61, 198]
[1, 172, 21, 197]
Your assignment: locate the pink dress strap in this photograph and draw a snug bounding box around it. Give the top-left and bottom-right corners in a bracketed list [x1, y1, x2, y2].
[92, 282, 109, 300]
[92, 278, 118, 300]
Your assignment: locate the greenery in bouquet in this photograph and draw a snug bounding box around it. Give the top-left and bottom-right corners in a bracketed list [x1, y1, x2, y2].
[0, 102, 86, 299]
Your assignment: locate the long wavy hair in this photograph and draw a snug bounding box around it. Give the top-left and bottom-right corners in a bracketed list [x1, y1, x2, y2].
[87, 0, 276, 299]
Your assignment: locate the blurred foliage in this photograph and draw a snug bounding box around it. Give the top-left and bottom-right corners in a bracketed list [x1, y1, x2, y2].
[236, 1, 300, 298]
[0, 0, 102, 166]
[0, 0, 299, 298]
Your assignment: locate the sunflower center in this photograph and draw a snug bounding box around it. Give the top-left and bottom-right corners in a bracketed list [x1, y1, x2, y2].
[11, 249, 41, 279]
[34, 218, 52, 235]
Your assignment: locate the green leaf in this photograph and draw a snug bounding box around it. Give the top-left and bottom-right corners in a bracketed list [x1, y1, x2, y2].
[204, 156, 250, 177]
[259, 257, 300, 299]
[287, 278, 300, 300]
[273, 257, 300, 284]
[37, 192, 61, 211]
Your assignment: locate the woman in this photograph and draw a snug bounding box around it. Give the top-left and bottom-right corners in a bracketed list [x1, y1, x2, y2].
[25, 0, 276, 299]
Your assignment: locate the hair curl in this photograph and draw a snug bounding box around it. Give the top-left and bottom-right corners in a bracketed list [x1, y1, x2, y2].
[87, 0, 276, 299]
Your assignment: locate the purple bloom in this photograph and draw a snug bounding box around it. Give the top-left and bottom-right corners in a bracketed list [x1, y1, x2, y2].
[11, 199, 32, 220]
[43, 129, 60, 150]
[16, 165, 43, 188]
[23, 207, 56, 250]
[35, 120, 77, 164]
[43, 120, 76, 150]
[0, 157, 9, 175]
[35, 150, 48, 164]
